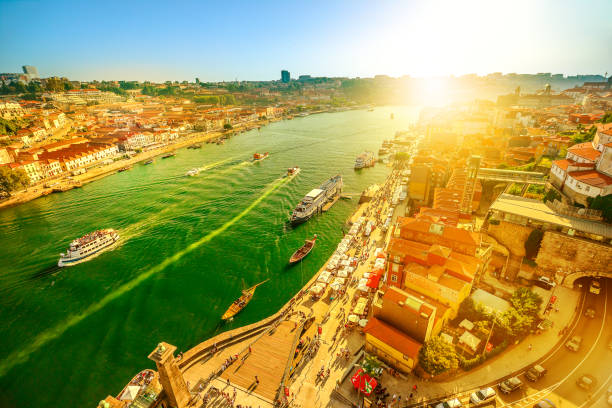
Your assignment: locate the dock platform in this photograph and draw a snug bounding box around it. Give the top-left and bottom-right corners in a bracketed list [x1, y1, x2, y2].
[322, 195, 340, 212]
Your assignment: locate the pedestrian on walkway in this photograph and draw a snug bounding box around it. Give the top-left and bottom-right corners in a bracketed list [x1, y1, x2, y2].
[255, 375, 259, 385]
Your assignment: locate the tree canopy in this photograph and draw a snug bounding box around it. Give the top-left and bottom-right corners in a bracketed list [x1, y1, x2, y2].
[0, 166, 29, 197]
[418, 336, 459, 375]
[588, 195, 612, 223]
[524, 229, 544, 259]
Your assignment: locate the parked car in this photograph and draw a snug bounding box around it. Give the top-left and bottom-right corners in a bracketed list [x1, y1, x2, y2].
[590, 280, 601, 294]
[470, 387, 496, 405]
[533, 399, 556, 408]
[565, 336, 582, 352]
[525, 365, 547, 382]
[434, 398, 462, 408]
[576, 374, 596, 391]
[535, 276, 556, 290]
[499, 376, 523, 394]
[584, 307, 596, 318]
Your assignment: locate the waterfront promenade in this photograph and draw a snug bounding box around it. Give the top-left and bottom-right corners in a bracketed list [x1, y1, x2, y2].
[165, 163, 405, 407]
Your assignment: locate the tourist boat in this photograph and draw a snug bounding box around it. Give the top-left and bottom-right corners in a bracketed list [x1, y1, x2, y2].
[162, 152, 176, 159]
[287, 166, 301, 177]
[143, 159, 154, 165]
[253, 152, 269, 162]
[221, 279, 269, 321]
[354, 151, 375, 169]
[289, 235, 316, 264]
[290, 175, 343, 226]
[58, 229, 120, 267]
[186, 168, 200, 177]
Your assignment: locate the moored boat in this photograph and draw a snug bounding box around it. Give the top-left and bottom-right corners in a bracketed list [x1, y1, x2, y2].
[58, 229, 119, 267]
[118, 165, 132, 172]
[290, 175, 343, 225]
[162, 152, 176, 159]
[187, 144, 202, 149]
[289, 235, 316, 264]
[144, 159, 154, 165]
[354, 151, 375, 169]
[221, 280, 269, 320]
[253, 152, 269, 162]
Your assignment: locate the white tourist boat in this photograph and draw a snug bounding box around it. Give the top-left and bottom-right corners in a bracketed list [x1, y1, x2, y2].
[58, 229, 120, 267]
[186, 168, 200, 176]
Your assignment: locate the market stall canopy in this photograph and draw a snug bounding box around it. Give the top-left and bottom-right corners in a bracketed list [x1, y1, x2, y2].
[317, 271, 332, 283]
[310, 284, 325, 295]
[357, 284, 369, 292]
[337, 268, 349, 278]
[359, 319, 368, 327]
[330, 282, 342, 292]
[348, 314, 359, 323]
[350, 369, 378, 396]
[366, 274, 381, 289]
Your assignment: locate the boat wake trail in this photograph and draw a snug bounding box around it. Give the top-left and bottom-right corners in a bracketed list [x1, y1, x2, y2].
[0, 176, 291, 378]
[198, 157, 234, 172]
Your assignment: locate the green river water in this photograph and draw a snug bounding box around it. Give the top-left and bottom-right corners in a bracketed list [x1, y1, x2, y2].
[0, 106, 419, 407]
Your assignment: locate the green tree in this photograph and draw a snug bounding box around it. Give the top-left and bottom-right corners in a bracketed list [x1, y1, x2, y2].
[0, 166, 29, 197]
[361, 354, 382, 376]
[418, 336, 459, 375]
[600, 112, 612, 124]
[394, 152, 410, 162]
[587, 195, 612, 223]
[223, 123, 233, 130]
[509, 287, 543, 317]
[497, 307, 533, 339]
[524, 229, 544, 259]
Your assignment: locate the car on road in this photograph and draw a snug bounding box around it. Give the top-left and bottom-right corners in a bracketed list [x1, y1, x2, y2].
[576, 374, 596, 390]
[565, 336, 582, 351]
[584, 307, 596, 318]
[525, 364, 547, 382]
[533, 399, 556, 408]
[434, 397, 462, 408]
[470, 387, 496, 405]
[499, 376, 523, 394]
[534, 276, 556, 290]
[590, 280, 601, 294]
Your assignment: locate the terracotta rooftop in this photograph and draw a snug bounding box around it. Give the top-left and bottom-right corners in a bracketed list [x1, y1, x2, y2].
[363, 317, 422, 359]
[568, 142, 601, 161]
[567, 170, 612, 188]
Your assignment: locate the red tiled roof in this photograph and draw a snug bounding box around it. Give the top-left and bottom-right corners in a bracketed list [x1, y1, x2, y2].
[567, 170, 612, 188]
[568, 142, 601, 161]
[363, 317, 422, 359]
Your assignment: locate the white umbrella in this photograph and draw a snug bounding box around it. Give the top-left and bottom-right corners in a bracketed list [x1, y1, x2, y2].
[359, 319, 368, 327]
[330, 282, 342, 291]
[337, 269, 348, 278]
[348, 314, 359, 323]
[357, 284, 369, 292]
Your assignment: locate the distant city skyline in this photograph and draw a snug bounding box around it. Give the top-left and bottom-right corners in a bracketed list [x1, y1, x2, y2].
[1, 0, 611, 82]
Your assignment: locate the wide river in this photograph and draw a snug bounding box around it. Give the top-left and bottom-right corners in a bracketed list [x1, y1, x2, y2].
[0, 106, 419, 407]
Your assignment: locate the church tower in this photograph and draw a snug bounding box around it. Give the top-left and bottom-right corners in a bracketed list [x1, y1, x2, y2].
[148, 342, 190, 408]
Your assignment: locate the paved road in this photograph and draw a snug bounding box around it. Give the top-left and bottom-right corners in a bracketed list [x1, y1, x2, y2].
[495, 278, 611, 408]
[422, 279, 611, 408]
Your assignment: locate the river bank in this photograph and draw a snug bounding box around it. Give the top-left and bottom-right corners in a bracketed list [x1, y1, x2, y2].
[0, 106, 421, 408]
[0, 119, 270, 211]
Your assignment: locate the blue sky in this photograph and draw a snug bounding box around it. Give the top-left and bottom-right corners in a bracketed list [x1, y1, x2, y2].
[1, 0, 611, 81]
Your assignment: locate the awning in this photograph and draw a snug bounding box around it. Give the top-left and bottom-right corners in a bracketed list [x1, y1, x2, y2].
[350, 369, 378, 396]
[459, 319, 474, 331]
[317, 271, 332, 283]
[366, 274, 381, 289]
[348, 314, 359, 323]
[310, 284, 325, 295]
[359, 319, 368, 327]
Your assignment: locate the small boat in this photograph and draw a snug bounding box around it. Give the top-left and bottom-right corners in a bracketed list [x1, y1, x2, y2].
[289, 235, 316, 264]
[221, 279, 269, 321]
[187, 144, 202, 149]
[253, 152, 269, 162]
[287, 166, 301, 177]
[162, 152, 176, 159]
[186, 168, 200, 177]
[143, 159, 154, 165]
[118, 165, 132, 172]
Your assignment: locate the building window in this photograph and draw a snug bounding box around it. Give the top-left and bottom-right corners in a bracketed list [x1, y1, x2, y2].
[391, 274, 398, 282]
[585, 186, 590, 192]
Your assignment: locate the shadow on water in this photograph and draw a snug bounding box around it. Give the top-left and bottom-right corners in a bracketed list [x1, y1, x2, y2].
[28, 265, 62, 281]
